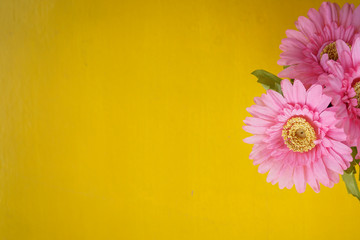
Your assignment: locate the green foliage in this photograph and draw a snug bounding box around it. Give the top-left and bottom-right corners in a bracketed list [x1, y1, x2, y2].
[344, 147, 359, 174]
[342, 147, 360, 201]
[342, 173, 360, 201]
[251, 69, 282, 94]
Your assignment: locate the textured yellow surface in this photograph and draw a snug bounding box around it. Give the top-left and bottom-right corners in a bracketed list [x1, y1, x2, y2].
[1, 0, 360, 239]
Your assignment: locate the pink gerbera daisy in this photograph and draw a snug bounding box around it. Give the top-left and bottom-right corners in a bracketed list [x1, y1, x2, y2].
[243, 79, 352, 193]
[278, 2, 360, 88]
[319, 38, 360, 152]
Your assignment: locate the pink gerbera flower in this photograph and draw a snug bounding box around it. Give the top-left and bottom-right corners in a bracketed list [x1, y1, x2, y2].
[278, 2, 360, 88]
[243, 79, 352, 193]
[319, 38, 360, 152]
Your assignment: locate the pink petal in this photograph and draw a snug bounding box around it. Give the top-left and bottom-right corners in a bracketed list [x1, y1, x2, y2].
[352, 38, 360, 66]
[305, 166, 320, 193]
[253, 96, 265, 106]
[292, 80, 306, 105]
[331, 139, 352, 156]
[319, 110, 337, 126]
[326, 169, 340, 184]
[339, 3, 353, 27]
[336, 39, 351, 55]
[352, 5, 360, 31]
[267, 90, 287, 107]
[330, 3, 340, 21]
[323, 154, 343, 174]
[306, 84, 323, 110]
[312, 158, 330, 186]
[280, 38, 306, 50]
[314, 94, 332, 112]
[277, 65, 297, 78]
[252, 151, 271, 166]
[278, 163, 294, 189]
[307, 8, 324, 33]
[328, 148, 348, 169]
[295, 16, 317, 38]
[281, 79, 295, 103]
[246, 105, 277, 120]
[243, 117, 273, 127]
[258, 158, 274, 174]
[266, 161, 283, 184]
[293, 165, 306, 193]
[261, 92, 282, 111]
[326, 60, 344, 79]
[243, 126, 267, 135]
[319, 2, 334, 26]
[326, 128, 347, 142]
[285, 29, 308, 44]
[339, 51, 353, 71]
[243, 135, 264, 144]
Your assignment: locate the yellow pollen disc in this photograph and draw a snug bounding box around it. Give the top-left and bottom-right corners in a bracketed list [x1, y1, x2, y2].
[354, 81, 360, 108]
[295, 128, 306, 138]
[282, 117, 316, 153]
[320, 42, 338, 61]
[320, 42, 352, 61]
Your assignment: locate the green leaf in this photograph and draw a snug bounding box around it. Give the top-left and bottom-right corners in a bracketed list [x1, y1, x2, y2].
[344, 147, 359, 174]
[251, 69, 283, 94]
[342, 172, 360, 201]
[351, 146, 358, 160]
[342, 147, 360, 200]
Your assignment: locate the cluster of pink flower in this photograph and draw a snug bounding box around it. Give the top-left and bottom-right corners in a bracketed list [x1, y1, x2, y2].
[243, 2, 360, 196]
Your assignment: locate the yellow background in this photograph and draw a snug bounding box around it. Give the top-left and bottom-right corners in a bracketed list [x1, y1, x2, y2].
[0, 0, 360, 239]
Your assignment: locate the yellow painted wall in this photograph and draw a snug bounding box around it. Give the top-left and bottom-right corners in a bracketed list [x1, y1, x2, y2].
[0, 0, 360, 239]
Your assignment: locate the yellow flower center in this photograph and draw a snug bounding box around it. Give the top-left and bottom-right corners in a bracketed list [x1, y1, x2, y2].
[282, 117, 316, 152]
[320, 42, 352, 61]
[354, 80, 360, 108]
[320, 42, 338, 61]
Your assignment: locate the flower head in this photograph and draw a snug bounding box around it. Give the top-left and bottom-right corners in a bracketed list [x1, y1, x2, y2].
[243, 80, 352, 193]
[319, 38, 360, 151]
[278, 2, 360, 88]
